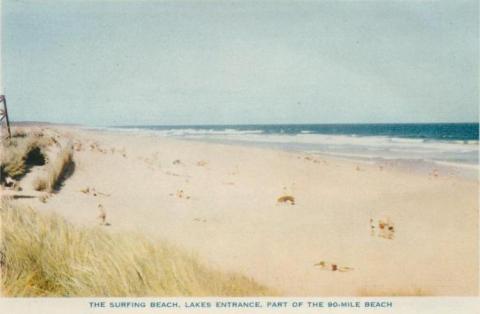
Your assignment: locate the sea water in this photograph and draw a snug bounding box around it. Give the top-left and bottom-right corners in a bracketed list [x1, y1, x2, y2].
[109, 123, 479, 177]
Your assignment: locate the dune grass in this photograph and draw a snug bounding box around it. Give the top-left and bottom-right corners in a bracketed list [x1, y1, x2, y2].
[0, 202, 274, 297]
[1, 132, 47, 181]
[33, 144, 73, 192]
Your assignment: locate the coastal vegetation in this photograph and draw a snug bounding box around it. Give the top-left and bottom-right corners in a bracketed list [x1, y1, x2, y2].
[0, 202, 273, 297]
[0, 128, 74, 192]
[0, 131, 47, 181]
[32, 144, 73, 192]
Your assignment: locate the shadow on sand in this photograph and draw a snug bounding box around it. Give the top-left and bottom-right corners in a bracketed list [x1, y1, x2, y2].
[52, 160, 76, 193]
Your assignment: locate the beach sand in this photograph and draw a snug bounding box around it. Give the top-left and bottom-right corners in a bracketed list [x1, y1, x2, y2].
[7, 126, 479, 296]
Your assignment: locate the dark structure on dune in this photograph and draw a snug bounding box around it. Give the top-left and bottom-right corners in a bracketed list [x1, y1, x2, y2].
[0, 94, 11, 138]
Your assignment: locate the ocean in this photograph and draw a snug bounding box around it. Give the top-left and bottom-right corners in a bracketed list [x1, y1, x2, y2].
[110, 123, 479, 172]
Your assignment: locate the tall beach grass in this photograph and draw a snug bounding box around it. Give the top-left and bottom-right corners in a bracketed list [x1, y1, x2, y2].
[1, 132, 47, 181]
[0, 202, 273, 297]
[33, 144, 73, 192]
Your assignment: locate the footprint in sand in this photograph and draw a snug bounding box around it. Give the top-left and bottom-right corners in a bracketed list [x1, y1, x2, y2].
[39, 193, 50, 203]
[277, 195, 295, 205]
[97, 204, 111, 226]
[173, 189, 191, 200]
[314, 261, 354, 272]
[74, 142, 83, 152]
[79, 187, 111, 197]
[370, 217, 395, 239]
[80, 187, 90, 194]
[196, 160, 208, 167]
[277, 184, 296, 205]
[303, 156, 323, 164]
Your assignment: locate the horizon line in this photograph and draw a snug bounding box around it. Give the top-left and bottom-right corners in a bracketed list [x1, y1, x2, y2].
[10, 120, 480, 128]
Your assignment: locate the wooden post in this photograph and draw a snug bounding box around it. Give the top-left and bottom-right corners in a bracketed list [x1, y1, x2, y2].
[0, 95, 11, 138]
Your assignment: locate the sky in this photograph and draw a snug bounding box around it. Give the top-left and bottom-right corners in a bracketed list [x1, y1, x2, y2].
[1, 0, 479, 126]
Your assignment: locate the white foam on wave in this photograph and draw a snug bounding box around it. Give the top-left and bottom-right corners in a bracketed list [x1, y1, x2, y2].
[177, 132, 479, 153]
[146, 128, 264, 137]
[107, 126, 479, 167]
[94, 126, 264, 137]
[431, 160, 479, 170]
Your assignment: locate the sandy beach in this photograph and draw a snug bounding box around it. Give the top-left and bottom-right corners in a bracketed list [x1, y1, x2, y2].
[6, 126, 479, 296]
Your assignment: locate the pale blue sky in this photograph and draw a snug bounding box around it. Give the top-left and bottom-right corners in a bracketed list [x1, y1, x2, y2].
[2, 0, 478, 126]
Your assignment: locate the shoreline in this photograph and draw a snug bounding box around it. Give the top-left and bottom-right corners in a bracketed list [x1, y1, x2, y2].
[81, 125, 479, 181]
[5, 125, 479, 296]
